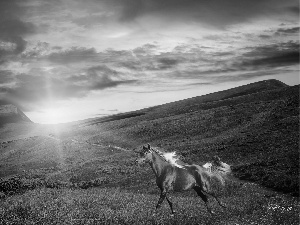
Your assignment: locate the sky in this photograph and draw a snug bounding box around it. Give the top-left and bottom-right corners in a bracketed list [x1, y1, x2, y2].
[0, 0, 299, 124]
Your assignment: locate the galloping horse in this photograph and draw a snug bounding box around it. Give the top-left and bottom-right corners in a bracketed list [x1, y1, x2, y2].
[136, 144, 231, 215]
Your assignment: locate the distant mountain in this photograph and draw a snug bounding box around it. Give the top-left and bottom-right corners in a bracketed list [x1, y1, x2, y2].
[0, 104, 32, 126]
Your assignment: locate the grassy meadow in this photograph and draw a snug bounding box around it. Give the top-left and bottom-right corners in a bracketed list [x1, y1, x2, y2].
[1, 184, 299, 225]
[0, 80, 299, 224]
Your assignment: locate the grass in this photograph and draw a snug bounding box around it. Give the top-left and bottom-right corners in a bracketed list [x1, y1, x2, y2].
[0, 79, 299, 224]
[0, 183, 299, 225]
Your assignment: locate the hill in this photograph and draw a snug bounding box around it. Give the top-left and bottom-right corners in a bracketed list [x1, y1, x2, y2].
[0, 79, 299, 224]
[75, 79, 299, 195]
[0, 104, 32, 127]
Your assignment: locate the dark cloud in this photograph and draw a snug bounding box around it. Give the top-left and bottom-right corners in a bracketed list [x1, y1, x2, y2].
[0, 70, 14, 84]
[195, 41, 300, 74]
[275, 27, 300, 36]
[239, 41, 299, 69]
[258, 34, 272, 39]
[111, 0, 299, 27]
[154, 57, 180, 70]
[85, 65, 137, 90]
[162, 40, 299, 82]
[0, 19, 35, 38]
[287, 6, 300, 15]
[0, 0, 37, 63]
[0, 0, 23, 21]
[1, 65, 137, 108]
[239, 51, 299, 69]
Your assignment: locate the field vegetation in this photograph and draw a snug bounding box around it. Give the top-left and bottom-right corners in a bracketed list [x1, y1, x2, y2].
[0, 79, 299, 224]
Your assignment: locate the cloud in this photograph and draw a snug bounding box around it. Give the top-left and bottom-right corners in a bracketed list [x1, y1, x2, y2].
[237, 41, 299, 69]
[258, 34, 272, 39]
[21, 41, 50, 59]
[112, 0, 299, 27]
[47, 47, 98, 64]
[1, 31, 298, 110]
[161, 40, 299, 83]
[0, 0, 37, 63]
[156, 57, 180, 70]
[132, 43, 158, 56]
[84, 65, 137, 90]
[0, 70, 15, 84]
[275, 27, 300, 36]
[287, 5, 299, 15]
[2, 74, 83, 103]
[1, 63, 138, 109]
[0, 19, 35, 38]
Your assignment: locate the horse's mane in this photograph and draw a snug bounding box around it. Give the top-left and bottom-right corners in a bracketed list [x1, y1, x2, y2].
[150, 147, 184, 168]
[147, 145, 231, 173]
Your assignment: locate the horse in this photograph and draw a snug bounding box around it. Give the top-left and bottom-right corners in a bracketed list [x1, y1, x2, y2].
[136, 144, 232, 215]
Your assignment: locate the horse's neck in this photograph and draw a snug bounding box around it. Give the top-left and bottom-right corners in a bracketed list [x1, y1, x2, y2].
[149, 152, 169, 178]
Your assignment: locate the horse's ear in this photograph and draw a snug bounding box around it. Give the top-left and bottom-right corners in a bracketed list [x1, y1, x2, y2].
[143, 145, 148, 151]
[147, 144, 151, 149]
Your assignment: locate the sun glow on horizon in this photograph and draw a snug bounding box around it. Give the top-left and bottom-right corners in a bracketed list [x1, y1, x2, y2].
[39, 108, 67, 124]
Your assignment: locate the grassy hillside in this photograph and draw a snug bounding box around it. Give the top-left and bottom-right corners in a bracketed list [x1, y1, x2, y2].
[0, 79, 299, 224]
[75, 80, 299, 196]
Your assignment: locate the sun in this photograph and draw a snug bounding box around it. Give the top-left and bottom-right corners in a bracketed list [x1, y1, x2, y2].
[42, 107, 66, 124]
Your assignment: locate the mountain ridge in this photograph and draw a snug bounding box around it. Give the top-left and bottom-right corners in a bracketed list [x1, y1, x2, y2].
[80, 79, 291, 126]
[0, 104, 32, 126]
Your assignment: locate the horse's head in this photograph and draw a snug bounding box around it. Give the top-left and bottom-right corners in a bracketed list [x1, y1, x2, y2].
[136, 144, 153, 165]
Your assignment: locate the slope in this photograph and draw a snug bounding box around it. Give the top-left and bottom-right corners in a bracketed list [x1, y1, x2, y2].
[0, 79, 298, 197]
[0, 104, 32, 127]
[79, 79, 299, 195]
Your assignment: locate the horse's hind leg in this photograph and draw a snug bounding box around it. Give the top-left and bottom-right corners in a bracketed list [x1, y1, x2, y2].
[166, 195, 175, 214]
[210, 193, 226, 208]
[201, 189, 226, 209]
[193, 186, 214, 214]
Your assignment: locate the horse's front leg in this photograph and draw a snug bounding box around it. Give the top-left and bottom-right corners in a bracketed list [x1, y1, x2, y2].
[156, 191, 175, 215]
[156, 191, 166, 210]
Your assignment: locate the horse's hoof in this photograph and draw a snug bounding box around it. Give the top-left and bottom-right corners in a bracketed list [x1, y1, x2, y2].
[209, 210, 215, 215]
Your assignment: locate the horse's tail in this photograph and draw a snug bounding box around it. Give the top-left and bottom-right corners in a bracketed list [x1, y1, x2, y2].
[212, 156, 231, 175]
[215, 161, 231, 175]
